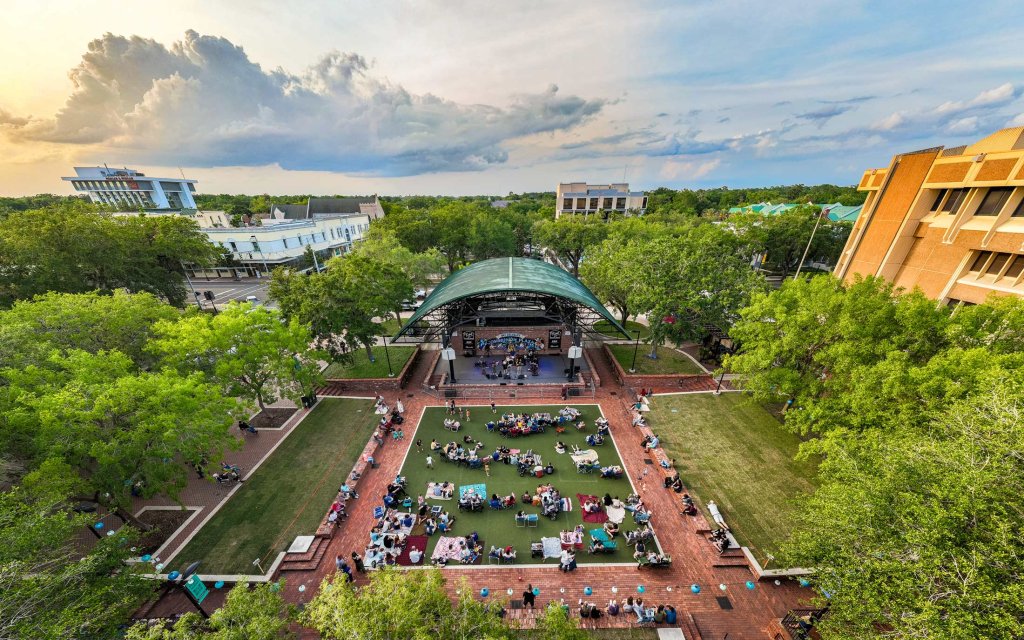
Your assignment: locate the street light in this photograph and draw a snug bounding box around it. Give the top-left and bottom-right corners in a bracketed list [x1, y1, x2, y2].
[794, 208, 824, 279]
[250, 235, 270, 275]
[628, 328, 642, 373]
[382, 336, 394, 377]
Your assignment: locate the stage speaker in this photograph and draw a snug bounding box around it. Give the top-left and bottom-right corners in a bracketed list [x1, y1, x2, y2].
[517, 382, 524, 386]
[444, 389, 457, 398]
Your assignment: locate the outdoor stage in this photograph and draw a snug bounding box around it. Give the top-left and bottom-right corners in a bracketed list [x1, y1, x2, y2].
[433, 352, 590, 386]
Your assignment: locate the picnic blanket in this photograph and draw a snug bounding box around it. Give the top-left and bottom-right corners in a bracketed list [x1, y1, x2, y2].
[606, 504, 626, 524]
[396, 535, 428, 566]
[459, 483, 486, 499]
[570, 449, 600, 465]
[431, 536, 466, 562]
[426, 482, 454, 500]
[541, 536, 563, 559]
[578, 494, 608, 523]
[394, 513, 417, 535]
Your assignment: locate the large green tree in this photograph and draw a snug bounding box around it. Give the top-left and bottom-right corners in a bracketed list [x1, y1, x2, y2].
[783, 390, 1024, 640]
[0, 202, 218, 307]
[271, 253, 411, 360]
[579, 239, 646, 325]
[3, 350, 237, 523]
[0, 477, 151, 639]
[531, 217, 609, 277]
[630, 224, 765, 353]
[304, 568, 512, 640]
[150, 304, 323, 411]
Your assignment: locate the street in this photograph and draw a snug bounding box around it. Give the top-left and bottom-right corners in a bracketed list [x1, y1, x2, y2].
[184, 277, 273, 310]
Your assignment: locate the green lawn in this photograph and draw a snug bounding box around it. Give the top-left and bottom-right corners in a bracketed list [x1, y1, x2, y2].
[169, 398, 379, 574]
[322, 346, 417, 379]
[593, 319, 650, 340]
[607, 344, 703, 375]
[376, 318, 401, 336]
[646, 393, 817, 562]
[400, 405, 641, 564]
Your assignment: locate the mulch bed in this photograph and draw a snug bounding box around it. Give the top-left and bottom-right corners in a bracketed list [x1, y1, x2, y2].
[247, 407, 298, 430]
[136, 508, 193, 554]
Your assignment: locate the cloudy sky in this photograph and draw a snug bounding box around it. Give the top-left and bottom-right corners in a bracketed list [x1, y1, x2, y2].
[1, 0, 1023, 196]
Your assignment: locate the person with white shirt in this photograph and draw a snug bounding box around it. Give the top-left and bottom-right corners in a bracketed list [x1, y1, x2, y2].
[408, 547, 423, 564]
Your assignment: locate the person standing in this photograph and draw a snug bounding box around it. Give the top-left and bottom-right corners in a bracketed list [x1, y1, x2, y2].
[416, 439, 423, 452]
[465, 408, 471, 422]
[490, 402, 496, 414]
[484, 461, 490, 477]
[351, 551, 365, 573]
[523, 585, 536, 608]
[426, 454, 434, 469]
[397, 399, 405, 414]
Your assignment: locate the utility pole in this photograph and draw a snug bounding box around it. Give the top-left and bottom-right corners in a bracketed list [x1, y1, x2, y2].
[794, 208, 824, 279]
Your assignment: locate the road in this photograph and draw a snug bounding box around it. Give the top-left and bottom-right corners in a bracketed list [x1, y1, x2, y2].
[184, 277, 273, 309]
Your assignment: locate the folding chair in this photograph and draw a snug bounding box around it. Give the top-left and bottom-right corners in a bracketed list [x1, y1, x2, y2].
[515, 514, 527, 527]
[526, 514, 539, 527]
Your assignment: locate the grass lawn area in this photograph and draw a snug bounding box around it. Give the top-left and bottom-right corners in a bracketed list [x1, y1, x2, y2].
[376, 318, 401, 336]
[646, 393, 817, 562]
[607, 344, 703, 375]
[399, 405, 642, 564]
[594, 319, 650, 340]
[169, 398, 379, 574]
[322, 346, 416, 379]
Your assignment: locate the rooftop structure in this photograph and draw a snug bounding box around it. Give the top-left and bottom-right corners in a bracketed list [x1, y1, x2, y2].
[834, 127, 1024, 305]
[555, 182, 647, 219]
[62, 165, 197, 210]
[269, 196, 384, 221]
[727, 202, 863, 222]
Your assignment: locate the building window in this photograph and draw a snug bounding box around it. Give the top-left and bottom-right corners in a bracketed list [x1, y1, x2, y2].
[941, 188, 968, 214]
[969, 250, 991, 272]
[1012, 198, 1024, 218]
[589, 197, 599, 209]
[603, 198, 613, 209]
[986, 253, 1010, 275]
[642, 197, 648, 209]
[228, 241, 237, 252]
[576, 198, 587, 209]
[929, 189, 948, 211]
[1004, 255, 1024, 279]
[975, 187, 1013, 216]
[563, 198, 573, 210]
[616, 198, 626, 209]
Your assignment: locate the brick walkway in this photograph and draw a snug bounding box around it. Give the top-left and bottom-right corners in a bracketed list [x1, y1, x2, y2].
[140, 349, 813, 638]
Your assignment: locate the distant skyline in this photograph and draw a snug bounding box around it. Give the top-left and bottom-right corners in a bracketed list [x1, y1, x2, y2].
[2, 0, 1023, 196]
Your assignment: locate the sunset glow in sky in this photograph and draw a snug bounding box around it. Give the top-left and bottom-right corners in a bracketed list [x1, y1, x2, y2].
[1, 0, 1022, 196]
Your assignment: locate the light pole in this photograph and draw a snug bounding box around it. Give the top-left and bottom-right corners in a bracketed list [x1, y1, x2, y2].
[794, 208, 824, 279]
[383, 336, 394, 377]
[180, 260, 201, 311]
[714, 370, 725, 395]
[250, 235, 270, 275]
[628, 328, 642, 373]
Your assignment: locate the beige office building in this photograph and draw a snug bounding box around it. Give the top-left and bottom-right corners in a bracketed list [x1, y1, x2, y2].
[555, 182, 647, 219]
[834, 127, 1024, 305]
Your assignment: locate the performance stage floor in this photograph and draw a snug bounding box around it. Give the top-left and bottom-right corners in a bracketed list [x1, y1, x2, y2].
[435, 353, 590, 385]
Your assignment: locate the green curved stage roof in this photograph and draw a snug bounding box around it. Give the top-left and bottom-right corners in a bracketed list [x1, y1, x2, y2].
[396, 257, 629, 338]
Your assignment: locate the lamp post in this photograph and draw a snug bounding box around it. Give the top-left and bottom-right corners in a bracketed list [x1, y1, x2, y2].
[250, 235, 270, 275]
[383, 336, 394, 377]
[794, 208, 824, 279]
[180, 260, 201, 311]
[628, 328, 641, 373]
[714, 370, 725, 395]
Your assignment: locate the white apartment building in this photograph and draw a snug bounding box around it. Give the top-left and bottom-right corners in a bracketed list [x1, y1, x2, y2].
[555, 182, 647, 219]
[63, 166, 198, 209]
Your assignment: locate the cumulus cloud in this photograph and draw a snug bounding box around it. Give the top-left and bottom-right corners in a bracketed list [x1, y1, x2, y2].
[934, 82, 1016, 116]
[4, 31, 605, 175]
[946, 116, 980, 135]
[658, 157, 721, 180]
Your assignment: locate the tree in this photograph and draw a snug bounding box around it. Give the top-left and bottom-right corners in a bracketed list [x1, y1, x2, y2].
[126, 582, 295, 640]
[531, 217, 609, 277]
[0, 477, 151, 639]
[0, 291, 179, 372]
[150, 304, 323, 411]
[630, 225, 765, 354]
[431, 202, 476, 271]
[4, 351, 238, 523]
[351, 227, 445, 291]
[580, 239, 645, 325]
[724, 275, 952, 436]
[303, 568, 513, 640]
[271, 254, 411, 361]
[528, 603, 590, 640]
[732, 206, 852, 277]
[783, 390, 1024, 640]
[0, 202, 218, 307]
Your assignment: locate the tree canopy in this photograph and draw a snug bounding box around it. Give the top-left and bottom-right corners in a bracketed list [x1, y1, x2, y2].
[0, 202, 218, 308]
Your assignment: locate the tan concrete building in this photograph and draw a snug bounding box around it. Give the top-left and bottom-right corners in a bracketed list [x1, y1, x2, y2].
[833, 127, 1024, 305]
[555, 182, 647, 219]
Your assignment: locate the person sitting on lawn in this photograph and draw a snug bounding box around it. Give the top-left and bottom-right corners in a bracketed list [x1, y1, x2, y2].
[521, 491, 532, 504]
[501, 546, 516, 562]
[603, 521, 619, 537]
[408, 546, 423, 564]
[488, 545, 502, 562]
[583, 499, 602, 514]
[554, 441, 567, 454]
[423, 517, 437, 535]
[489, 495, 502, 509]
[589, 539, 606, 554]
